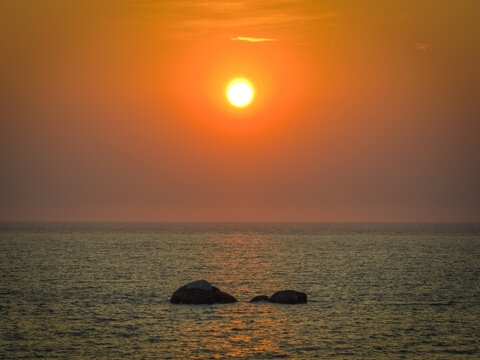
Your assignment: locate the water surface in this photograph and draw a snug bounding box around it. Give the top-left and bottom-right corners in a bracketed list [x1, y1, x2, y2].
[1, 223, 479, 359]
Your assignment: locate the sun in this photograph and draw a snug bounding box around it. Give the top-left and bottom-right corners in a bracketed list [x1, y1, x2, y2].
[227, 80, 254, 107]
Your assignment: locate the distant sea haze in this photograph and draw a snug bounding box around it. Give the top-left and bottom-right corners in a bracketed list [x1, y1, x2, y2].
[1, 222, 479, 359]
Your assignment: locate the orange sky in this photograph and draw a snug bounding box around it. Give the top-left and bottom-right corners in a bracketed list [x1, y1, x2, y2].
[1, 0, 479, 222]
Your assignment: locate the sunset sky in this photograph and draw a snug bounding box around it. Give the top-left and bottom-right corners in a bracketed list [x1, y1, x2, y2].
[1, 0, 479, 222]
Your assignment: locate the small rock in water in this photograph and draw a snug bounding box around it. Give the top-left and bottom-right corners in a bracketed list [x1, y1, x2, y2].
[249, 295, 269, 302]
[269, 290, 307, 304]
[170, 280, 237, 304]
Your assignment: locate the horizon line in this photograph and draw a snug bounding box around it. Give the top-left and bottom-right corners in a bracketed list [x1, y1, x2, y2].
[1, 220, 479, 224]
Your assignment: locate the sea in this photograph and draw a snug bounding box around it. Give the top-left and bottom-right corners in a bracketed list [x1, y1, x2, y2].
[0, 222, 479, 359]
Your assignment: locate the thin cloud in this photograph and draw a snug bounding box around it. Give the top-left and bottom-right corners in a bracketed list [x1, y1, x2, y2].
[124, 1, 341, 40]
[197, 1, 245, 12]
[231, 36, 276, 42]
[415, 42, 433, 51]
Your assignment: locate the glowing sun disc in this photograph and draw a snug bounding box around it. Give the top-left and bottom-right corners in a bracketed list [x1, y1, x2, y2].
[227, 80, 253, 107]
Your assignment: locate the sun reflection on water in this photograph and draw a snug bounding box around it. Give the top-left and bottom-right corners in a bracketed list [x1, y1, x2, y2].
[175, 233, 308, 359]
[185, 303, 293, 359]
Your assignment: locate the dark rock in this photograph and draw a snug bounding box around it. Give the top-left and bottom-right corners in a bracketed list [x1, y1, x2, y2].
[213, 287, 237, 303]
[269, 290, 307, 304]
[170, 280, 237, 304]
[249, 295, 269, 302]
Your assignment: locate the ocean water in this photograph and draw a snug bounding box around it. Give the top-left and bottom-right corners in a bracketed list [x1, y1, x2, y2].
[0, 222, 479, 359]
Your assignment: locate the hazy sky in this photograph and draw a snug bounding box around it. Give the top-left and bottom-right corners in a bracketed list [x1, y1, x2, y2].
[1, 0, 479, 222]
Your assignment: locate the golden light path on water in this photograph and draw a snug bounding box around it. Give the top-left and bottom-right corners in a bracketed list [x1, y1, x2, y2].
[173, 232, 308, 358]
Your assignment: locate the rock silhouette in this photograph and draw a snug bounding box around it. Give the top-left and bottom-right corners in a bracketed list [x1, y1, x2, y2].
[170, 280, 237, 304]
[269, 290, 307, 304]
[249, 295, 269, 302]
[213, 288, 237, 304]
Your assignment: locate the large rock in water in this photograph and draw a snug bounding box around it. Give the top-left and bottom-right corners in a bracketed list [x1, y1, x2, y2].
[269, 290, 307, 304]
[170, 280, 237, 304]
